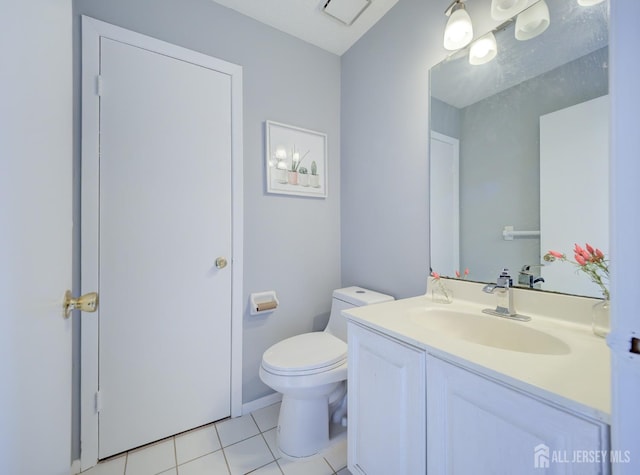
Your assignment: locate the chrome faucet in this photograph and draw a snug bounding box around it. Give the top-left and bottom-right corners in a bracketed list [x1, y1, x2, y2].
[518, 264, 545, 289]
[482, 269, 531, 322]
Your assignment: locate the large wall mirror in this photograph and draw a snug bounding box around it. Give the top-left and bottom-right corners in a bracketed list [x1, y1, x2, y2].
[429, 0, 609, 298]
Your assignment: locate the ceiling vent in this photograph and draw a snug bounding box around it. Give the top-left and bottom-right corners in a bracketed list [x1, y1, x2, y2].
[323, 0, 371, 26]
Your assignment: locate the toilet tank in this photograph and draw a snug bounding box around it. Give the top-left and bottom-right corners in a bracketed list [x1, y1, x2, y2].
[325, 286, 394, 342]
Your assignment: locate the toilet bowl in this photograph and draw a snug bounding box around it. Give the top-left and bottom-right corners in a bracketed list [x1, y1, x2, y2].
[259, 286, 394, 459]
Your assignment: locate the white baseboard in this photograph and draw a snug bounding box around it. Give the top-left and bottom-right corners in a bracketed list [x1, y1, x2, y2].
[70, 459, 81, 475]
[242, 392, 282, 415]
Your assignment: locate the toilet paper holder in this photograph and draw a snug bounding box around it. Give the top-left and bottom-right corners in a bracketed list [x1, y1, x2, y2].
[250, 291, 279, 315]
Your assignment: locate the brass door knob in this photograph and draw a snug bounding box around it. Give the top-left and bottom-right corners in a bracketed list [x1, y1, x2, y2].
[63, 290, 98, 319]
[215, 257, 228, 269]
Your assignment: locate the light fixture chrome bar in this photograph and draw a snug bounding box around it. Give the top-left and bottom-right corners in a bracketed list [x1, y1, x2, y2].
[444, 0, 463, 16]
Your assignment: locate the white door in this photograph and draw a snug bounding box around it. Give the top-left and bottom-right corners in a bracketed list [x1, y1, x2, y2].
[0, 1, 72, 474]
[430, 132, 460, 277]
[609, 2, 640, 472]
[540, 95, 609, 298]
[87, 34, 233, 459]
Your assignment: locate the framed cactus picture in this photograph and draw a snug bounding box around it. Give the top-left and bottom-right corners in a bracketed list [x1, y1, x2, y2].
[265, 120, 327, 198]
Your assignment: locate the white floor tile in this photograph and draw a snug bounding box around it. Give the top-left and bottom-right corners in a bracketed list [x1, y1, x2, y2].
[95, 404, 348, 475]
[251, 403, 280, 432]
[262, 428, 279, 459]
[250, 461, 284, 475]
[321, 439, 347, 472]
[175, 424, 221, 465]
[224, 435, 275, 475]
[178, 451, 229, 475]
[278, 455, 334, 475]
[80, 455, 126, 475]
[125, 438, 176, 475]
[216, 414, 260, 447]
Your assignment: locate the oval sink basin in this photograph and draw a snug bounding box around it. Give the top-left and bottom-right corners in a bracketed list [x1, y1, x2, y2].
[409, 308, 571, 355]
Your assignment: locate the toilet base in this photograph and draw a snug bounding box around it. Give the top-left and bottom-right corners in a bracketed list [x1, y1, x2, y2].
[277, 412, 348, 462]
[276, 382, 346, 459]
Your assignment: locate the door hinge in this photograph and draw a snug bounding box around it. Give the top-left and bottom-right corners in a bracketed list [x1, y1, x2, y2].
[96, 75, 103, 96]
[95, 390, 102, 413]
[631, 337, 640, 355]
[608, 331, 640, 360]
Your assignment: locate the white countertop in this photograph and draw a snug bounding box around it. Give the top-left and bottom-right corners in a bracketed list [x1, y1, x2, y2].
[343, 280, 611, 423]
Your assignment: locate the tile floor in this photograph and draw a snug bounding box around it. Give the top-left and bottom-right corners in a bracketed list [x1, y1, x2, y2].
[80, 403, 351, 475]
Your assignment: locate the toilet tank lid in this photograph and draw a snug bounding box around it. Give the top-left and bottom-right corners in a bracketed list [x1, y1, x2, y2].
[332, 286, 394, 307]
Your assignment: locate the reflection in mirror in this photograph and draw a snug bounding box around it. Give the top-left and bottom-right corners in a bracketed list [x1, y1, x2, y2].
[429, 0, 609, 298]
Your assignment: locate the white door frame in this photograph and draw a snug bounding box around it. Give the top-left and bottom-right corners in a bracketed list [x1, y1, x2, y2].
[80, 16, 243, 469]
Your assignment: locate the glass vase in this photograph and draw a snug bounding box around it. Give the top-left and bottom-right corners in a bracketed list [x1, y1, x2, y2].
[431, 280, 453, 304]
[592, 299, 610, 338]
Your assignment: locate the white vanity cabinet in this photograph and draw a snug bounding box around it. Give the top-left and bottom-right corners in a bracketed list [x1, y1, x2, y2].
[427, 354, 610, 475]
[347, 322, 426, 475]
[347, 320, 610, 475]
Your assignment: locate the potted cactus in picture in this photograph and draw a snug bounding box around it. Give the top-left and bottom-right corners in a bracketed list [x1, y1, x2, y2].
[298, 166, 309, 186]
[310, 160, 320, 188]
[287, 146, 310, 186]
[287, 150, 299, 185]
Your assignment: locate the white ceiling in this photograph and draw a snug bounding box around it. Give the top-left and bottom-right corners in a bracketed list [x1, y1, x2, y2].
[210, 0, 399, 56]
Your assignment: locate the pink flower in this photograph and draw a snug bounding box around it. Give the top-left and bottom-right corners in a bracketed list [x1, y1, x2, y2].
[455, 270, 461, 278]
[431, 271, 440, 279]
[464, 268, 469, 276]
[546, 242, 609, 299]
[575, 253, 587, 266]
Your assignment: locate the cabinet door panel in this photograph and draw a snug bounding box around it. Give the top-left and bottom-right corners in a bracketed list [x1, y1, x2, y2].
[348, 323, 426, 475]
[427, 355, 609, 475]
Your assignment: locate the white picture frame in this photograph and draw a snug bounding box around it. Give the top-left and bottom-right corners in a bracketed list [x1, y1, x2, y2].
[265, 120, 327, 198]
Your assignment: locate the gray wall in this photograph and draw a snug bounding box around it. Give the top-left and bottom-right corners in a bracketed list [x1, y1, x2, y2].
[338, 0, 510, 299]
[72, 0, 341, 459]
[458, 47, 609, 281]
[340, 0, 442, 299]
[431, 98, 461, 139]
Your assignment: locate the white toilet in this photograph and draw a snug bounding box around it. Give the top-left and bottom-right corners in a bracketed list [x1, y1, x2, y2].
[259, 286, 394, 459]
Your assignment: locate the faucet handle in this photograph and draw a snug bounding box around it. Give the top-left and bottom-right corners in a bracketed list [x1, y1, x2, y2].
[496, 268, 512, 288]
[518, 264, 545, 288]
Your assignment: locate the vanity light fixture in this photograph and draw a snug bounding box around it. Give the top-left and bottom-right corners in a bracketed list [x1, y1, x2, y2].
[515, 0, 550, 41]
[469, 32, 498, 65]
[490, 0, 528, 21]
[443, 0, 474, 51]
[577, 0, 605, 5]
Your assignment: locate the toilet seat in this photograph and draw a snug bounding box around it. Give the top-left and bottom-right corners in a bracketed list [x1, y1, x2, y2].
[262, 332, 347, 376]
